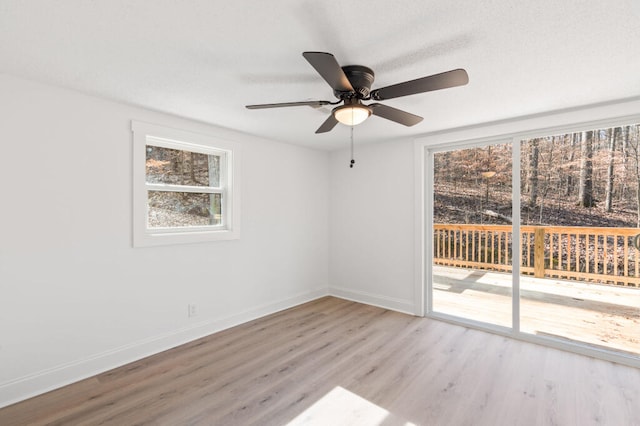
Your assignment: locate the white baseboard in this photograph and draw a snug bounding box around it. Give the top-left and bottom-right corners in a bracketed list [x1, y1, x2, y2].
[0, 287, 329, 409]
[329, 286, 416, 315]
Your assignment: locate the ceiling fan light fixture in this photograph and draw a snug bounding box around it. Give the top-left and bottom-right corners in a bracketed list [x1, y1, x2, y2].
[333, 104, 371, 126]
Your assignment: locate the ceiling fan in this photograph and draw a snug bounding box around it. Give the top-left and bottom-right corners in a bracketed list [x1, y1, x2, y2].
[246, 51, 469, 134]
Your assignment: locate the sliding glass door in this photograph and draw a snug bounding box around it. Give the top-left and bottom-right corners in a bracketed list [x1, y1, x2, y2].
[428, 123, 640, 359]
[518, 128, 640, 356]
[431, 142, 513, 328]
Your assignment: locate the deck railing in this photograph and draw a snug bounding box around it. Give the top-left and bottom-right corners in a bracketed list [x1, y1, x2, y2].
[433, 224, 640, 287]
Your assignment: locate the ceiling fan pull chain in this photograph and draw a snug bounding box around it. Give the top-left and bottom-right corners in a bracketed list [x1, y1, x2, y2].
[350, 124, 355, 168]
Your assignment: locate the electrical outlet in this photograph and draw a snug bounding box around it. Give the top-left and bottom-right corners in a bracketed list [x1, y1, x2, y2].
[188, 304, 197, 318]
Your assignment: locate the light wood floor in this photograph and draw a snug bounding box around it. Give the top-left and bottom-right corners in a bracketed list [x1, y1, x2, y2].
[1, 296, 639, 425]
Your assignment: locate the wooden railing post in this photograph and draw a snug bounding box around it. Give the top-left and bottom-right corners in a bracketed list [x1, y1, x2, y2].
[534, 226, 545, 278]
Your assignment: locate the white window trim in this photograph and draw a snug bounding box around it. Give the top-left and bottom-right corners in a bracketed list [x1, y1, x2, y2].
[132, 121, 241, 247]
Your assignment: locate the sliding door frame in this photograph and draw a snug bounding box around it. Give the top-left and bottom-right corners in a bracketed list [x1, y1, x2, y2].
[425, 137, 516, 336]
[414, 101, 640, 368]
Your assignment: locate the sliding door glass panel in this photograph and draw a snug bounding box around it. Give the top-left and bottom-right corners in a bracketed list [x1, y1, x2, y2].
[432, 143, 513, 328]
[519, 125, 640, 356]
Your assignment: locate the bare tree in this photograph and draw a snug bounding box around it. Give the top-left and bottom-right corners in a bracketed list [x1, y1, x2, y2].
[527, 138, 540, 207]
[604, 128, 619, 212]
[577, 130, 595, 207]
[565, 133, 579, 196]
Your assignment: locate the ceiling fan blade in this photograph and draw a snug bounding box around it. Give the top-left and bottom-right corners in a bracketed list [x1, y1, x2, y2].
[246, 100, 331, 109]
[303, 52, 355, 94]
[369, 103, 423, 126]
[371, 69, 468, 101]
[315, 114, 339, 133]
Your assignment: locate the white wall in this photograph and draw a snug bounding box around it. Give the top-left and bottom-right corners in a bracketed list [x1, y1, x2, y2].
[328, 140, 417, 314]
[326, 98, 640, 320]
[0, 74, 329, 407]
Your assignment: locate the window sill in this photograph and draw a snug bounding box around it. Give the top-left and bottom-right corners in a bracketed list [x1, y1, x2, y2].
[133, 227, 240, 247]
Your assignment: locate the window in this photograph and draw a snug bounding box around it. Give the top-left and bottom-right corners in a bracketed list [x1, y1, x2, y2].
[132, 121, 240, 246]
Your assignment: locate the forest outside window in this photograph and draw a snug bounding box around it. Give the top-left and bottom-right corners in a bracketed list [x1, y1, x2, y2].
[132, 121, 240, 246]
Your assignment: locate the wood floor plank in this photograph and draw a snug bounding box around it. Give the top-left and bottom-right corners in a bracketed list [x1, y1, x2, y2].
[1, 296, 639, 426]
[54, 300, 364, 425]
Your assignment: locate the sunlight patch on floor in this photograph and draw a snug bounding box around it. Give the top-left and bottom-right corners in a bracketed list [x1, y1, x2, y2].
[286, 386, 416, 426]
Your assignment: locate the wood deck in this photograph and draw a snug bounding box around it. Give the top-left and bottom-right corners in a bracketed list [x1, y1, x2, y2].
[433, 265, 640, 355]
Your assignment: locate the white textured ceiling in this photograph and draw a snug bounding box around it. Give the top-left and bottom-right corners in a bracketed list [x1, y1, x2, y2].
[1, 1, 639, 150]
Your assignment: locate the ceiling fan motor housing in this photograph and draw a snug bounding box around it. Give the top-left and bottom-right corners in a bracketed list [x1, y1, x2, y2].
[337, 65, 375, 99]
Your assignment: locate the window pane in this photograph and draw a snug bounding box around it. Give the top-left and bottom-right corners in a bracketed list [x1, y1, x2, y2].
[519, 125, 640, 356]
[148, 191, 222, 228]
[432, 143, 513, 328]
[146, 145, 221, 187]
